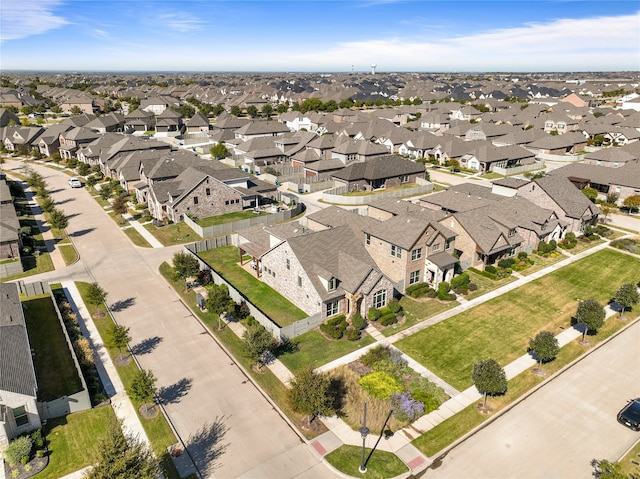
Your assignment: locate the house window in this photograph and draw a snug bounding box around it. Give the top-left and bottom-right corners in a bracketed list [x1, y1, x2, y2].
[328, 277, 337, 291]
[225, 200, 229, 205]
[286, 258, 290, 270]
[373, 289, 387, 309]
[411, 248, 422, 261]
[409, 271, 421, 285]
[391, 244, 402, 258]
[298, 276, 302, 287]
[365, 233, 371, 245]
[206, 188, 211, 196]
[400, 175, 409, 183]
[432, 242, 441, 252]
[445, 239, 453, 250]
[326, 300, 339, 317]
[508, 247, 517, 257]
[508, 229, 516, 237]
[13, 406, 28, 427]
[193, 197, 199, 205]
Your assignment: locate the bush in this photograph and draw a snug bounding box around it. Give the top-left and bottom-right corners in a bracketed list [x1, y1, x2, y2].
[30, 429, 44, 449]
[469, 282, 478, 291]
[450, 273, 470, 290]
[484, 265, 497, 274]
[498, 258, 516, 270]
[406, 282, 433, 298]
[358, 371, 403, 400]
[379, 312, 398, 326]
[390, 392, 425, 422]
[350, 311, 366, 331]
[437, 281, 455, 300]
[517, 251, 528, 260]
[387, 298, 401, 314]
[319, 314, 348, 339]
[368, 307, 382, 321]
[4, 436, 32, 465]
[345, 327, 361, 341]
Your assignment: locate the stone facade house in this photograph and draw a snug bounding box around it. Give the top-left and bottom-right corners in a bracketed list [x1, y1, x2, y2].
[0, 283, 41, 450]
[331, 155, 426, 192]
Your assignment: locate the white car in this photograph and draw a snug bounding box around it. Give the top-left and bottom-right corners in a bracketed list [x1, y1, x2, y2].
[68, 177, 82, 188]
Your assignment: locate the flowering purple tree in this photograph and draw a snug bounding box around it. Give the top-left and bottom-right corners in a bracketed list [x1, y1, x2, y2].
[390, 392, 424, 422]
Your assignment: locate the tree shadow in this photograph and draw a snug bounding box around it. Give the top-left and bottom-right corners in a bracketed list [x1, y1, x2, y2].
[158, 377, 192, 405]
[130, 335, 163, 355]
[70, 228, 95, 237]
[110, 297, 135, 312]
[56, 197, 75, 205]
[185, 417, 229, 477]
[65, 212, 80, 219]
[273, 338, 299, 357]
[327, 377, 348, 414]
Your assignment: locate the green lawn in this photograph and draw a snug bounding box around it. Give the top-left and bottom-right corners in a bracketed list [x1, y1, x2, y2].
[122, 226, 152, 247]
[277, 330, 375, 373]
[376, 296, 459, 337]
[23, 295, 83, 401]
[395, 249, 640, 391]
[197, 210, 266, 227]
[75, 281, 185, 479]
[464, 269, 518, 299]
[144, 222, 199, 246]
[33, 407, 116, 479]
[325, 445, 409, 479]
[196, 245, 307, 327]
[59, 244, 78, 265]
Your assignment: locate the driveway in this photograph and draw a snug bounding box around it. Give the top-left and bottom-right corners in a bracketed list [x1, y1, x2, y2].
[8, 161, 335, 479]
[424, 320, 640, 479]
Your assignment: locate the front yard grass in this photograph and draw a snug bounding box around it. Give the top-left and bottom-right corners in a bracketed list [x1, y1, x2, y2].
[197, 209, 266, 227]
[325, 445, 409, 479]
[277, 330, 375, 373]
[122, 226, 152, 247]
[375, 296, 459, 337]
[23, 295, 83, 401]
[395, 249, 640, 391]
[196, 245, 307, 327]
[34, 406, 116, 479]
[59, 243, 78, 265]
[144, 222, 199, 246]
[464, 270, 518, 300]
[413, 316, 630, 458]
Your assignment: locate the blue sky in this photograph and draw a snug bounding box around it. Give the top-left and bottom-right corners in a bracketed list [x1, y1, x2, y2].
[1, 1, 639, 72]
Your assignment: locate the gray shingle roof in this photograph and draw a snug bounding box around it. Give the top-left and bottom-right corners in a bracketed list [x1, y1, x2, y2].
[0, 283, 38, 397]
[332, 155, 424, 181]
[533, 175, 600, 219]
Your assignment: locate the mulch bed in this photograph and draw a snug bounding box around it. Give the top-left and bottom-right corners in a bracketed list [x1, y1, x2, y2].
[4, 454, 48, 479]
[139, 404, 159, 419]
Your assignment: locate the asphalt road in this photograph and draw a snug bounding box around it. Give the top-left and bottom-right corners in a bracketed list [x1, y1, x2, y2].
[423, 320, 640, 479]
[9, 161, 335, 479]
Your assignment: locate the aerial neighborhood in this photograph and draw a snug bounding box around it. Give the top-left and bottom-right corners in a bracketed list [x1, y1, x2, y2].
[1, 70, 640, 479]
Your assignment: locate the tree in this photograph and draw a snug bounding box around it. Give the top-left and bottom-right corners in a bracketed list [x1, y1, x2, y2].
[576, 298, 605, 342]
[614, 283, 639, 317]
[582, 187, 598, 203]
[49, 208, 68, 232]
[287, 367, 334, 422]
[84, 417, 160, 479]
[108, 324, 131, 360]
[85, 175, 98, 191]
[86, 282, 108, 306]
[128, 370, 157, 415]
[230, 105, 241, 116]
[242, 323, 277, 365]
[111, 194, 129, 219]
[210, 142, 228, 160]
[40, 196, 55, 213]
[70, 105, 83, 115]
[246, 105, 258, 118]
[622, 195, 640, 214]
[528, 331, 560, 365]
[171, 252, 200, 280]
[261, 104, 273, 118]
[599, 205, 612, 223]
[471, 358, 507, 408]
[206, 283, 235, 330]
[276, 103, 288, 114]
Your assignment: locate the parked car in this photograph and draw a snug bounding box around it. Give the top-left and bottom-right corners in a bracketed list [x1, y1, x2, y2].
[617, 398, 640, 431]
[68, 177, 82, 188]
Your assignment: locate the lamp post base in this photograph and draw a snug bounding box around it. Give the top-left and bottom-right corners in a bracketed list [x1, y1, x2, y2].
[359, 466, 367, 473]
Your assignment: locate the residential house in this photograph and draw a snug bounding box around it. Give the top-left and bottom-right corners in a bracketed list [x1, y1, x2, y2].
[583, 142, 640, 168]
[58, 127, 100, 160]
[186, 112, 210, 133]
[59, 95, 95, 115]
[330, 137, 389, 164]
[331, 154, 426, 192]
[124, 108, 155, 134]
[459, 142, 537, 173]
[0, 283, 41, 450]
[0, 108, 20, 127]
[526, 132, 588, 155]
[155, 108, 183, 136]
[84, 112, 125, 134]
[36, 123, 74, 157]
[140, 96, 176, 115]
[0, 180, 21, 261]
[2, 126, 44, 153]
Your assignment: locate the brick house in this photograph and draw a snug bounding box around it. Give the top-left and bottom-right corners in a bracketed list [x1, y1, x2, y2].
[331, 155, 426, 192]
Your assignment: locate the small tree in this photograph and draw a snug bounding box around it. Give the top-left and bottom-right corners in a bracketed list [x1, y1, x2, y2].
[108, 324, 131, 361]
[111, 194, 129, 219]
[287, 367, 334, 422]
[49, 208, 68, 232]
[40, 196, 55, 213]
[529, 331, 560, 365]
[471, 358, 507, 408]
[246, 105, 258, 118]
[84, 417, 160, 479]
[86, 282, 108, 306]
[205, 283, 235, 330]
[581, 187, 598, 203]
[242, 323, 277, 366]
[576, 298, 605, 342]
[85, 175, 98, 191]
[622, 195, 640, 214]
[128, 370, 157, 415]
[209, 142, 228, 160]
[230, 105, 241, 116]
[261, 104, 273, 119]
[614, 283, 639, 317]
[172, 252, 200, 281]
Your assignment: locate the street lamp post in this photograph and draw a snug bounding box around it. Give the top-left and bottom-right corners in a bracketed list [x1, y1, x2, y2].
[359, 402, 370, 473]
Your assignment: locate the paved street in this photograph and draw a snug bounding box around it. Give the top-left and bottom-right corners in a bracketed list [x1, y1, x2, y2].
[7, 161, 335, 479]
[423, 320, 640, 479]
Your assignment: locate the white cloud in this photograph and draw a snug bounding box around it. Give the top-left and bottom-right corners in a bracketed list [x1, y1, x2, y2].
[91, 29, 110, 39]
[155, 12, 206, 32]
[305, 12, 640, 71]
[0, 0, 68, 42]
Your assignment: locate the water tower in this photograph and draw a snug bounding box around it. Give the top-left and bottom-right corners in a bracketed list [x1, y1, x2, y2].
[371, 64, 377, 75]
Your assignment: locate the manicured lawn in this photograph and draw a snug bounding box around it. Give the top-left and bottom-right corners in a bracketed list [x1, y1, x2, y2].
[34, 406, 116, 479]
[376, 296, 458, 337]
[325, 445, 409, 479]
[395, 249, 640, 391]
[75, 281, 184, 479]
[59, 244, 78, 265]
[122, 226, 152, 247]
[23, 295, 83, 401]
[277, 330, 375, 373]
[620, 439, 640, 478]
[144, 222, 199, 246]
[479, 172, 504, 180]
[197, 209, 266, 227]
[464, 269, 517, 299]
[413, 316, 629, 457]
[519, 252, 566, 276]
[196, 245, 307, 327]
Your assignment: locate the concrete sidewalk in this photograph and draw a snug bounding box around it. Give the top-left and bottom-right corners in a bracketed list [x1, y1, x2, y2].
[122, 215, 165, 248]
